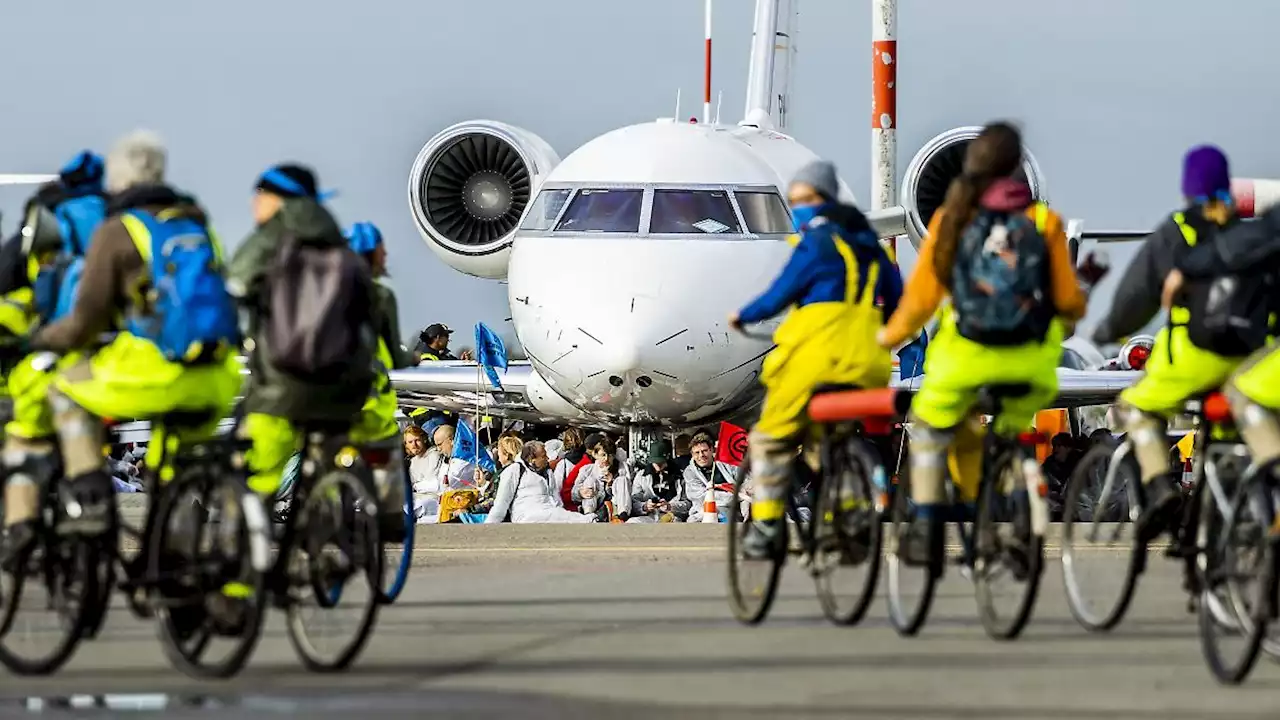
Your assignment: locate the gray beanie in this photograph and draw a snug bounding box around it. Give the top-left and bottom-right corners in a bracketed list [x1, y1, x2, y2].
[791, 160, 839, 202]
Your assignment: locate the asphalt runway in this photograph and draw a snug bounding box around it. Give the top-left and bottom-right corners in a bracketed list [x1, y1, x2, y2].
[2, 523, 1280, 719]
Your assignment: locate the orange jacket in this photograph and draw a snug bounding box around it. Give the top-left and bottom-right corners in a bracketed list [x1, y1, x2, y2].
[880, 204, 1087, 348]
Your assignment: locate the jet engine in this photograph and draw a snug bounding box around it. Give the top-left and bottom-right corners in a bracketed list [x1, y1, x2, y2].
[900, 126, 1049, 248]
[407, 120, 560, 279]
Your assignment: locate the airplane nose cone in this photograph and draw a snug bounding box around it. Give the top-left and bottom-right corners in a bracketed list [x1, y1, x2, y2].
[606, 343, 641, 376]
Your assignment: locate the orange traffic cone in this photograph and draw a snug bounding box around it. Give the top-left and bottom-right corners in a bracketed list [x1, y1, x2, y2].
[701, 486, 719, 524]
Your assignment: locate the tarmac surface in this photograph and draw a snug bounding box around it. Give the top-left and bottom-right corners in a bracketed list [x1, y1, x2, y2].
[3, 518, 1280, 719]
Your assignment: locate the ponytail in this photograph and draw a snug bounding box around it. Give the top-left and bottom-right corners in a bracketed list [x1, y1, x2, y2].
[932, 173, 988, 289]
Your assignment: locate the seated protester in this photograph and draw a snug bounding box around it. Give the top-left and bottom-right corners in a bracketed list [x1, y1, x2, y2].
[572, 434, 633, 522]
[728, 160, 903, 556]
[672, 433, 693, 471]
[630, 439, 687, 522]
[557, 427, 592, 511]
[544, 438, 566, 478]
[227, 163, 377, 502]
[1041, 433, 1076, 518]
[678, 432, 737, 523]
[488, 437, 591, 524]
[345, 221, 417, 542]
[1093, 145, 1249, 540]
[2, 131, 243, 559]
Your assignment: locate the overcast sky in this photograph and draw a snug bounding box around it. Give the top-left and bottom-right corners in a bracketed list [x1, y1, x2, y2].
[2, 0, 1278, 348]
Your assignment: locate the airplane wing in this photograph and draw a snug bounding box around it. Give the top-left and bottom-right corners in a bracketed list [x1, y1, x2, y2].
[389, 360, 576, 425]
[892, 368, 1141, 409]
[0, 174, 56, 186]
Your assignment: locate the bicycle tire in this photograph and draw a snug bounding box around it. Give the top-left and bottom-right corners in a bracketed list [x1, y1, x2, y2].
[152, 465, 269, 680]
[1061, 444, 1143, 632]
[286, 468, 383, 672]
[378, 466, 415, 605]
[0, 534, 100, 675]
[885, 469, 940, 637]
[813, 436, 882, 626]
[1198, 478, 1273, 685]
[973, 448, 1043, 641]
[726, 456, 783, 625]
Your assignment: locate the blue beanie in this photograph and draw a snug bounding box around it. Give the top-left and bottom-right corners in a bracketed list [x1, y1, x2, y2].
[1182, 145, 1230, 199]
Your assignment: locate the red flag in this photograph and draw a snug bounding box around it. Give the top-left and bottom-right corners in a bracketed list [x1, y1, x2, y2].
[715, 421, 747, 466]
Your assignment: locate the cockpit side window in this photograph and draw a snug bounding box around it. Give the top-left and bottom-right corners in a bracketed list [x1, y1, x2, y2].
[649, 189, 742, 234]
[520, 189, 572, 231]
[555, 189, 643, 233]
[735, 190, 793, 234]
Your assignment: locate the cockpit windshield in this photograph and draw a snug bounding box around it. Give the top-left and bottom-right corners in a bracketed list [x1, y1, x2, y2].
[555, 189, 643, 233]
[649, 189, 741, 234]
[735, 190, 794, 234]
[520, 188, 572, 231]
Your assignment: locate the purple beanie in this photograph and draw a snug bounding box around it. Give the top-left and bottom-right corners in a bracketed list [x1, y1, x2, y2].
[1182, 145, 1230, 199]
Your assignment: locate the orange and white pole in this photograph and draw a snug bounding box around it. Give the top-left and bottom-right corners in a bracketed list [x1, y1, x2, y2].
[703, 0, 713, 124]
[872, 0, 898, 260]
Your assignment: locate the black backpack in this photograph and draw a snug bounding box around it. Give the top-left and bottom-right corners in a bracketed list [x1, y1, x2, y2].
[950, 205, 1054, 346]
[1182, 269, 1274, 357]
[264, 234, 375, 382]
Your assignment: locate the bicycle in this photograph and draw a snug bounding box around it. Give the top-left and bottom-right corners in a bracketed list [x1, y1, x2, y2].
[0, 398, 270, 679]
[862, 384, 1049, 641]
[1060, 390, 1279, 684]
[724, 328, 889, 627]
[266, 422, 385, 672]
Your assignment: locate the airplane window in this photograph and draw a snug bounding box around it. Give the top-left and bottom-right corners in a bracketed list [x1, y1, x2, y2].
[649, 190, 742, 234]
[555, 189, 643, 233]
[736, 191, 794, 233]
[520, 189, 572, 231]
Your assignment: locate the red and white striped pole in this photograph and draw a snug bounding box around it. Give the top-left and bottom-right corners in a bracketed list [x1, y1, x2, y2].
[704, 0, 713, 125]
[1231, 178, 1280, 218]
[872, 0, 898, 260]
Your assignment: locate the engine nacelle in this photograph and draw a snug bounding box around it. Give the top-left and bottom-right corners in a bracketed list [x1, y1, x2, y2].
[407, 120, 560, 279]
[901, 126, 1049, 248]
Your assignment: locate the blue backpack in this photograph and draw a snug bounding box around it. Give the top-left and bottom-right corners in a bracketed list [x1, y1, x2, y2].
[119, 209, 240, 362]
[950, 203, 1053, 346]
[52, 193, 108, 255]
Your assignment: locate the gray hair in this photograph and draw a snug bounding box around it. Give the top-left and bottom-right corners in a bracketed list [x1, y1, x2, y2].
[104, 130, 167, 194]
[520, 440, 545, 465]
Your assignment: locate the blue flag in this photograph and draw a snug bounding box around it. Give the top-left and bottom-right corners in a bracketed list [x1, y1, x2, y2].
[474, 322, 508, 390]
[452, 417, 497, 474]
[896, 330, 929, 381]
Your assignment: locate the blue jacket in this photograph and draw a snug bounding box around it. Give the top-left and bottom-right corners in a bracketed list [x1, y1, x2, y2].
[738, 216, 902, 324]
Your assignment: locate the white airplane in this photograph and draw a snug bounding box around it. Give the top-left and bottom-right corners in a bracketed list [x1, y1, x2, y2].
[387, 0, 1194, 447]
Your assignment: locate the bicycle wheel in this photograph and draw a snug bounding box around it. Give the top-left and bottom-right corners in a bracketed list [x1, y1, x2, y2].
[885, 468, 940, 636]
[1198, 478, 1273, 685]
[285, 468, 383, 672]
[812, 436, 882, 626]
[378, 465, 415, 605]
[726, 456, 783, 625]
[0, 531, 101, 675]
[1061, 443, 1143, 632]
[152, 465, 270, 680]
[973, 449, 1043, 640]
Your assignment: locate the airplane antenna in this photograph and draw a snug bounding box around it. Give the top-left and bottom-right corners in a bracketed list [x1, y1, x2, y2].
[674, 87, 682, 120]
[715, 91, 723, 125]
[703, 0, 713, 124]
[871, 0, 899, 257]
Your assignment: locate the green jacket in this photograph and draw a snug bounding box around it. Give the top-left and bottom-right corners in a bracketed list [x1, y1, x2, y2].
[373, 278, 415, 369]
[227, 198, 374, 421]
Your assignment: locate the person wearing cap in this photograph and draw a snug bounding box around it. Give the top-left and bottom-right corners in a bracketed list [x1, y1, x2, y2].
[1094, 144, 1251, 540]
[630, 439, 687, 522]
[416, 323, 473, 362]
[727, 159, 902, 559]
[345, 221, 417, 542]
[0, 131, 243, 559]
[227, 163, 375, 499]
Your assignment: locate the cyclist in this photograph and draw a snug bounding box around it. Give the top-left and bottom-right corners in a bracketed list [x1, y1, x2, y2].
[226, 163, 376, 500]
[728, 159, 902, 559]
[1092, 145, 1248, 541]
[346, 221, 417, 542]
[0, 130, 242, 563]
[1160, 188, 1280, 486]
[876, 121, 1096, 563]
